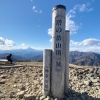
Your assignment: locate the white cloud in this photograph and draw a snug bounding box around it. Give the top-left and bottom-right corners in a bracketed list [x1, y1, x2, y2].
[5, 39, 15, 47]
[32, 6, 35, 10]
[50, 39, 52, 42]
[87, 8, 93, 12]
[48, 28, 52, 42]
[48, 28, 52, 36]
[66, 3, 93, 32]
[32, 6, 42, 13]
[0, 37, 16, 50]
[79, 3, 90, 12]
[70, 38, 100, 53]
[49, 38, 100, 53]
[0, 37, 50, 50]
[66, 15, 79, 34]
[0, 37, 5, 45]
[0, 37, 15, 47]
[65, 3, 93, 34]
[0, 37, 31, 50]
[65, 5, 80, 34]
[72, 3, 92, 12]
[70, 38, 100, 47]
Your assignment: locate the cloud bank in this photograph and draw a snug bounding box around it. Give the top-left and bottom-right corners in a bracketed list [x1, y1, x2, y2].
[70, 38, 100, 47]
[70, 38, 100, 53]
[0, 37, 30, 50]
[0, 37, 15, 47]
[0, 37, 100, 53]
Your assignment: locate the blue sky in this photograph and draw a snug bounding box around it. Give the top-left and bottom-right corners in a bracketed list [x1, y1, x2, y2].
[0, 0, 100, 52]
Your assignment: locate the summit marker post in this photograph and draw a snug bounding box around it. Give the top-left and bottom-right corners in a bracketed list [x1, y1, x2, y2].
[43, 5, 70, 99]
[51, 5, 67, 98]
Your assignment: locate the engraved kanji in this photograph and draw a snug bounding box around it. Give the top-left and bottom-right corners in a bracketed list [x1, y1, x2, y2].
[56, 20, 62, 25]
[56, 50, 61, 56]
[56, 43, 61, 48]
[56, 28, 62, 33]
[56, 35, 61, 41]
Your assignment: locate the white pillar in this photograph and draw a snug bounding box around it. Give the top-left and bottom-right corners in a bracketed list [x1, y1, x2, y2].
[43, 49, 52, 96]
[51, 5, 66, 98]
[65, 30, 70, 93]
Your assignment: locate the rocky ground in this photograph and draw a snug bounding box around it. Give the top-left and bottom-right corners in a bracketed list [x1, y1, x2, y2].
[0, 62, 100, 100]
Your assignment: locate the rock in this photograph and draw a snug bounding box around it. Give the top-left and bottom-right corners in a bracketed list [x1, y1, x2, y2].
[0, 79, 6, 84]
[86, 74, 92, 78]
[73, 76, 77, 80]
[84, 80, 89, 85]
[17, 84, 26, 90]
[0, 75, 7, 79]
[44, 96, 50, 100]
[35, 96, 39, 100]
[95, 83, 100, 85]
[26, 83, 29, 86]
[20, 85, 26, 90]
[40, 95, 46, 100]
[13, 84, 17, 88]
[90, 78, 99, 83]
[0, 71, 4, 74]
[17, 91, 25, 98]
[24, 94, 36, 100]
[0, 62, 100, 100]
[34, 80, 39, 85]
[0, 95, 5, 99]
[9, 92, 16, 98]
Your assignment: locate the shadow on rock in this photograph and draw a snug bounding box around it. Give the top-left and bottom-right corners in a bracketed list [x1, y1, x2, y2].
[62, 88, 100, 100]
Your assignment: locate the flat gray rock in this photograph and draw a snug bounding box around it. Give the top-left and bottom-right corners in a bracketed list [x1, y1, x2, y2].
[0, 65, 24, 68]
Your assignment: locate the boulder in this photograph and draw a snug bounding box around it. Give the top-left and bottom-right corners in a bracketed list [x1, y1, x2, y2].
[17, 91, 25, 98]
[24, 94, 36, 100]
[0, 79, 6, 84]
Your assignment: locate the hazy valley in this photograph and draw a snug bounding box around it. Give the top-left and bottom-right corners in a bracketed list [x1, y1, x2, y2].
[0, 48, 100, 66]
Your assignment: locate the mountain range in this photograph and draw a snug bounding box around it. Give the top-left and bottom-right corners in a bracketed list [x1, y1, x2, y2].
[69, 51, 100, 66]
[0, 48, 43, 61]
[0, 48, 100, 66]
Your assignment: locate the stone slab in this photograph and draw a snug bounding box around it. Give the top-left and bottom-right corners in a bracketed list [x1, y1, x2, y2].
[0, 65, 25, 68]
[43, 49, 52, 96]
[0, 59, 8, 61]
